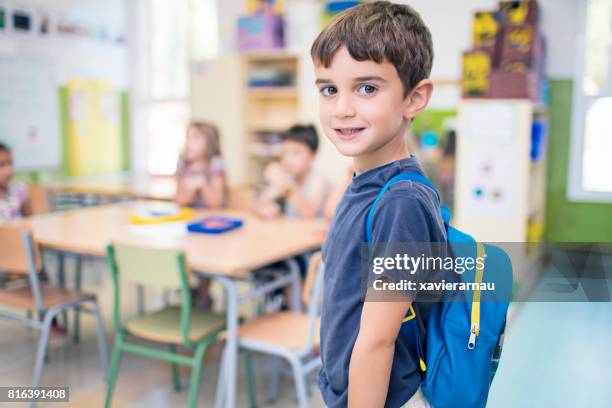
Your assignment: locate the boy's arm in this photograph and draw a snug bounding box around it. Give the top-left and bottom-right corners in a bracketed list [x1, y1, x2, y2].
[348, 297, 411, 407]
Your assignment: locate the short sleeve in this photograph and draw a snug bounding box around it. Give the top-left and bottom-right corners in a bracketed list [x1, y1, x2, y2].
[14, 184, 29, 205]
[366, 181, 449, 302]
[209, 156, 225, 177]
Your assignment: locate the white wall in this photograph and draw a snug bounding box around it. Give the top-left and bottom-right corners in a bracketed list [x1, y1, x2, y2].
[0, 0, 127, 86]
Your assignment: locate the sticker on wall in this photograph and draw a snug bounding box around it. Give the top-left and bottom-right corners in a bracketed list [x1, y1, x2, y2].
[12, 10, 31, 32]
[492, 188, 503, 201]
[481, 161, 493, 176]
[39, 12, 51, 35]
[462, 147, 519, 219]
[0, 7, 5, 31]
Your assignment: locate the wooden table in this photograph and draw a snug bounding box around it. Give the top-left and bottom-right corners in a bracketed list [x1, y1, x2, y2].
[27, 201, 327, 408]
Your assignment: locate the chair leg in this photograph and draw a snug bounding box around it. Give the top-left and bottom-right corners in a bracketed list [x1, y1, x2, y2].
[214, 346, 228, 408]
[287, 355, 309, 408]
[169, 344, 182, 391]
[73, 255, 83, 344]
[105, 333, 125, 408]
[244, 351, 257, 408]
[267, 356, 282, 403]
[188, 342, 207, 408]
[91, 301, 109, 379]
[37, 311, 50, 363]
[32, 309, 56, 388]
[57, 253, 69, 332]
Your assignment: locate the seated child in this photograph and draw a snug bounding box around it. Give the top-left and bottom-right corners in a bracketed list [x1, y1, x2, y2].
[175, 122, 227, 209]
[255, 125, 329, 219]
[0, 142, 30, 221]
[175, 122, 228, 308]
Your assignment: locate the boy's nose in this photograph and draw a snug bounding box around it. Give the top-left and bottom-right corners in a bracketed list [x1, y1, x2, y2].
[333, 94, 356, 118]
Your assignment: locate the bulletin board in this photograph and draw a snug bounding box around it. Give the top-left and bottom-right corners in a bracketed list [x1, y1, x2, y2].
[67, 79, 121, 176]
[0, 56, 61, 171]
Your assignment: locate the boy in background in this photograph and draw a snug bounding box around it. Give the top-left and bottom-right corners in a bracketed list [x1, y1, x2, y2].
[311, 2, 445, 407]
[255, 124, 329, 219]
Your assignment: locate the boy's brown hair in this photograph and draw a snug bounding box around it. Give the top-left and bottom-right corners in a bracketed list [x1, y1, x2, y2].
[311, 1, 433, 97]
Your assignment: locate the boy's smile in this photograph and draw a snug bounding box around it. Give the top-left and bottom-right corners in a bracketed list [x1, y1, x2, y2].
[315, 47, 415, 173]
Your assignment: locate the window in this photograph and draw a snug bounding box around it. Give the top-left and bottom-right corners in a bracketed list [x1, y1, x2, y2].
[568, 0, 612, 202]
[132, 0, 218, 175]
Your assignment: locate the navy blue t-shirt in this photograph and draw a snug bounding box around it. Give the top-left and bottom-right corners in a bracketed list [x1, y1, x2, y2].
[318, 156, 447, 408]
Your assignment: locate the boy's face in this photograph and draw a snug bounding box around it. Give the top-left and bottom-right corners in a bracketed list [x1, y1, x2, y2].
[314, 47, 413, 160]
[0, 150, 14, 188]
[281, 139, 314, 178]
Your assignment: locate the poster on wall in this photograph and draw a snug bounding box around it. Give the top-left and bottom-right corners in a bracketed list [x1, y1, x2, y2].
[67, 79, 120, 176]
[0, 56, 61, 171]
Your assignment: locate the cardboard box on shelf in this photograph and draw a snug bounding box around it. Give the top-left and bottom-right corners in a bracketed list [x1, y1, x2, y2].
[498, 0, 539, 26]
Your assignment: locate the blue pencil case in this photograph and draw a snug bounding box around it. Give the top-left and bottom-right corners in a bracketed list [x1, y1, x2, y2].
[187, 216, 243, 234]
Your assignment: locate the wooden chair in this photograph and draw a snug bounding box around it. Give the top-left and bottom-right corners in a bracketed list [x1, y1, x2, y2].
[27, 183, 50, 215]
[0, 222, 109, 388]
[105, 243, 227, 408]
[217, 252, 323, 408]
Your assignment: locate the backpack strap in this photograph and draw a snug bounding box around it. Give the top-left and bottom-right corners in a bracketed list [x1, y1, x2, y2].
[364, 171, 440, 373]
[365, 172, 440, 244]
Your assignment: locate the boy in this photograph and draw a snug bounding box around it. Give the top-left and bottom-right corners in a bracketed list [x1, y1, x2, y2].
[254, 124, 329, 219]
[311, 2, 445, 407]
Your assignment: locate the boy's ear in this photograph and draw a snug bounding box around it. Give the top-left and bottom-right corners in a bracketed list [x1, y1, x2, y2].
[403, 79, 434, 120]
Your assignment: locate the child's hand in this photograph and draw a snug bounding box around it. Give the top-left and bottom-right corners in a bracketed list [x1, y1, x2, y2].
[185, 175, 207, 191]
[264, 161, 291, 191]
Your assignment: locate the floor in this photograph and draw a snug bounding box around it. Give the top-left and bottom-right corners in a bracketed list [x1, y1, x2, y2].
[0, 252, 611, 407]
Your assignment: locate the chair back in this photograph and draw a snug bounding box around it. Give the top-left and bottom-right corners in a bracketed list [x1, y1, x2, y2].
[109, 242, 189, 289]
[302, 251, 323, 352]
[106, 242, 195, 345]
[0, 223, 41, 274]
[28, 184, 50, 215]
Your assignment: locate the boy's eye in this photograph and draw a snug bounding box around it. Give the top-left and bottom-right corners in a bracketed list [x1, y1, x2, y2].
[357, 84, 378, 96]
[320, 86, 337, 97]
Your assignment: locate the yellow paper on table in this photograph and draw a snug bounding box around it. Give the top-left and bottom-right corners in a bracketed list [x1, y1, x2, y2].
[129, 207, 194, 225]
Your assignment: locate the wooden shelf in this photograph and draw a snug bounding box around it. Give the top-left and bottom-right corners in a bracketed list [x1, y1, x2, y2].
[247, 87, 298, 99]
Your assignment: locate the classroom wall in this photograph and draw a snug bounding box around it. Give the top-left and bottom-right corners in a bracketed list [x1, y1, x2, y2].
[0, 0, 129, 179]
[545, 80, 612, 243]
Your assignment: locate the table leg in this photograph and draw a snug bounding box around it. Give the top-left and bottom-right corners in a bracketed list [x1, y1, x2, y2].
[286, 258, 303, 313]
[137, 285, 145, 315]
[57, 252, 69, 331]
[216, 276, 238, 408]
[73, 255, 83, 343]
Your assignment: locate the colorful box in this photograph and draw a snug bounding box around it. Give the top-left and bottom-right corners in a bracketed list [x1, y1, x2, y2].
[462, 51, 492, 97]
[238, 14, 285, 51]
[498, 0, 539, 26]
[473, 11, 503, 67]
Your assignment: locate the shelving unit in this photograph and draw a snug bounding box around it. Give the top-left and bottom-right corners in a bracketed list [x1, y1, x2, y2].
[454, 99, 548, 292]
[191, 51, 307, 185]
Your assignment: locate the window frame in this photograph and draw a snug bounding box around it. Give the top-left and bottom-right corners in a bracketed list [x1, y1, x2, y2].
[567, 0, 612, 203]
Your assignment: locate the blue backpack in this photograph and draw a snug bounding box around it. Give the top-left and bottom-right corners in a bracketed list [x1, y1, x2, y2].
[365, 171, 512, 408]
